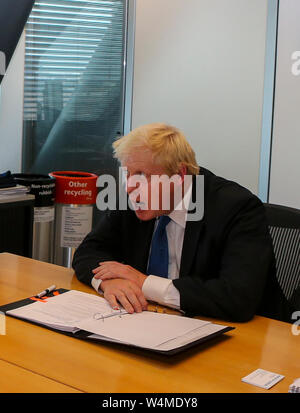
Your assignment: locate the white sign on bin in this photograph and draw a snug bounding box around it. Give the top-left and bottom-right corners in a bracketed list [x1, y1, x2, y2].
[60, 206, 93, 248]
[34, 206, 55, 223]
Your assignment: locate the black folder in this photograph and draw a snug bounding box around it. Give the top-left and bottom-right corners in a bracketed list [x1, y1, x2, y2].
[0, 289, 234, 356]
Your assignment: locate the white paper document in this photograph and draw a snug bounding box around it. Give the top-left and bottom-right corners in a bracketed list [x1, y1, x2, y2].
[7, 290, 126, 332]
[76, 311, 211, 348]
[88, 322, 228, 351]
[6, 290, 232, 352]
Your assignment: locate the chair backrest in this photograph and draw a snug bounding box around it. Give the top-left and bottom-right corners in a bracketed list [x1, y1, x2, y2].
[264, 203, 300, 302]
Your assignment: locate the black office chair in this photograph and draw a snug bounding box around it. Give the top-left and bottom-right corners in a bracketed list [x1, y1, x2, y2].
[264, 203, 300, 313]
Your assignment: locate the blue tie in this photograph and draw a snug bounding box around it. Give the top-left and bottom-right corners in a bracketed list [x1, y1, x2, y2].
[147, 215, 171, 278]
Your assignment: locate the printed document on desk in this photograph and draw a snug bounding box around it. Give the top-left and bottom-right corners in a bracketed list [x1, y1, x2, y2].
[5, 290, 234, 354]
[6, 290, 127, 332]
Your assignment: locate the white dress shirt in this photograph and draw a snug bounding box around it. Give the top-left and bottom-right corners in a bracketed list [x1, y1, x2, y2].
[92, 185, 192, 310]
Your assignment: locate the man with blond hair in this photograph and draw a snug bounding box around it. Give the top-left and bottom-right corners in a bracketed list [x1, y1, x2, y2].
[73, 123, 289, 322]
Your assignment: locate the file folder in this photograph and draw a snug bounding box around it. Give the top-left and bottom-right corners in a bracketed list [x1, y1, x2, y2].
[0, 289, 234, 356]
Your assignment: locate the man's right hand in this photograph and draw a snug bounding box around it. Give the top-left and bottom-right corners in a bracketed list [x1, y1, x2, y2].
[100, 279, 148, 314]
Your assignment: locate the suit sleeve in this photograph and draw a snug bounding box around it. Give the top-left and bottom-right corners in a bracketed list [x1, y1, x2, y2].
[72, 210, 122, 286]
[173, 196, 275, 322]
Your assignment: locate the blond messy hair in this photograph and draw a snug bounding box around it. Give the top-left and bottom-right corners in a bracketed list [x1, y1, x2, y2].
[112, 123, 199, 176]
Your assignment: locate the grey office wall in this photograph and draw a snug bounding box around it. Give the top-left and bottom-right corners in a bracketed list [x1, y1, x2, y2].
[269, 0, 300, 209]
[0, 33, 25, 173]
[131, 0, 269, 194]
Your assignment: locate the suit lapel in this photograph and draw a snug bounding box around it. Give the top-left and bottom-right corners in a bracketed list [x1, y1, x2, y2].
[179, 173, 206, 277]
[179, 218, 204, 277]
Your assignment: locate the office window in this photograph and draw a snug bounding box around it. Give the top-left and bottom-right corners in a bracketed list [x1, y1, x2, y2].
[23, 0, 126, 176]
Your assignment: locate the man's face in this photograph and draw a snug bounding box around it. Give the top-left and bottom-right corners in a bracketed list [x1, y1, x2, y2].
[122, 149, 181, 221]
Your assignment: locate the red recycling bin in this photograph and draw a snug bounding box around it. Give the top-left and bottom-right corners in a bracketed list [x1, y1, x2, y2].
[49, 171, 98, 268]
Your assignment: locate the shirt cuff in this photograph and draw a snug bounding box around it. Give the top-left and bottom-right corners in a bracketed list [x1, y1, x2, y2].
[91, 276, 103, 293]
[142, 275, 180, 309]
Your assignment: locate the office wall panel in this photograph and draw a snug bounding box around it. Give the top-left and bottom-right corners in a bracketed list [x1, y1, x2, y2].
[269, 0, 300, 209]
[0, 33, 25, 173]
[131, 0, 268, 194]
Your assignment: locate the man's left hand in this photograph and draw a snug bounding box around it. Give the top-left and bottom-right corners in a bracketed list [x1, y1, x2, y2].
[93, 261, 147, 289]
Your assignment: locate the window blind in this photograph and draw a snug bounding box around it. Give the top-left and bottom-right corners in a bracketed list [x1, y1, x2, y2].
[24, 0, 125, 121]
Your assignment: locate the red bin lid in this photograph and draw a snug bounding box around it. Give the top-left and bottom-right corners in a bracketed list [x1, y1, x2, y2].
[49, 171, 97, 205]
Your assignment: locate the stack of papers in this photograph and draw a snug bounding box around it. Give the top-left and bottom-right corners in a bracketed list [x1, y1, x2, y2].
[6, 290, 233, 354]
[0, 185, 30, 202]
[289, 378, 300, 393]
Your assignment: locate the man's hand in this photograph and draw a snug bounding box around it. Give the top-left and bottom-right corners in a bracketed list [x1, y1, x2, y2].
[93, 261, 147, 289]
[100, 279, 148, 314]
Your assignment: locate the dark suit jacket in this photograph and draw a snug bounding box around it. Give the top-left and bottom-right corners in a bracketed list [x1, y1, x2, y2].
[72, 167, 290, 322]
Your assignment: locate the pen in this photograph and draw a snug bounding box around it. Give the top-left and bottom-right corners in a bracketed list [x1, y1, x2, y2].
[36, 285, 56, 298]
[147, 303, 185, 316]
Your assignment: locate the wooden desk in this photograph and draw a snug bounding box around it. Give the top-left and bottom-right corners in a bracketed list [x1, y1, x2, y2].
[0, 253, 299, 393]
[0, 360, 81, 393]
